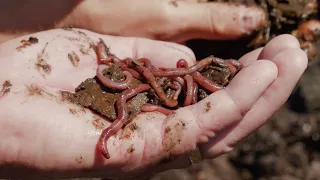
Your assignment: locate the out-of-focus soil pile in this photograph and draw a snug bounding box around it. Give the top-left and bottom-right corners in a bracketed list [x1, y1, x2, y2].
[150, 0, 320, 180]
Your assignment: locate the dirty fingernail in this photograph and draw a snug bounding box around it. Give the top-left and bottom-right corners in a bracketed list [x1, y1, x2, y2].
[240, 6, 267, 34]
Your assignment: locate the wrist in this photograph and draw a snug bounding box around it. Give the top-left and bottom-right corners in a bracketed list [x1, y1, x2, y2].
[57, 0, 100, 32]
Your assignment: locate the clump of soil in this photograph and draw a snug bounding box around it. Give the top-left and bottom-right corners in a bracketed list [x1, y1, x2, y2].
[16, 36, 39, 51]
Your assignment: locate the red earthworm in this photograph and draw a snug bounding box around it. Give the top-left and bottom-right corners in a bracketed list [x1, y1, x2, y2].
[156, 77, 167, 87]
[150, 56, 213, 77]
[96, 38, 120, 63]
[99, 84, 150, 159]
[140, 103, 172, 116]
[183, 75, 194, 106]
[171, 81, 182, 100]
[96, 39, 109, 62]
[97, 64, 133, 90]
[225, 59, 243, 73]
[120, 58, 135, 66]
[133, 65, 178, 107]
[171, 77, 185, 87]
[119, 63, 143, 80]
[191, 71, 223, 93]
[136, 58, 154, 69]
[177, 59, 188, 68]
[192, 82, 198, 104]
[175, 60, 187, 94]
[158, 67, 169, 71]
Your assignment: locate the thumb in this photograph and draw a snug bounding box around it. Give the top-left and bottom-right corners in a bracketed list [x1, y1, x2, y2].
[164, 2, 267, 43]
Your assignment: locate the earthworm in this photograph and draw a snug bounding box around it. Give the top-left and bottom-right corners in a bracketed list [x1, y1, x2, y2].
[119, 63, 143, 80]
[170, 77, 185, 87]
[225, 59, 243, 73]
[133, 65, 178, 107]
[99, 84, 150, 159]
[140, 103, 172, 116]
[191, 71, 223, 93]
[171, 81, 182, 100]
[96, 39, 109, 62]
[156, 77, 168, 87]
[136, 58, 155, 69]
[183, 75, 194, 106]
[97, 38, 120, 63]
[192, 82, 198, 104]
[150, 56, 213, 77]
[177, 59, 188, 68]
[97, 64, 133, 90]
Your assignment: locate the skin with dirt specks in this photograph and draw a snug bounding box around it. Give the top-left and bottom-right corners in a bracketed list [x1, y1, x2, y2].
[0, 29, 208, 178]
[1, 28, 270, 180]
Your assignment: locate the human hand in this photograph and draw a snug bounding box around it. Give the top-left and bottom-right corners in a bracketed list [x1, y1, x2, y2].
[0, 0, 266, 44]
[57, 0, 266, 43]
[0, 28, 307, 179]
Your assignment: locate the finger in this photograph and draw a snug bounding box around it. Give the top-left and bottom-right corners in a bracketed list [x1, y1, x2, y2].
[238, 47, 263, 66]
[145, 60, 277, 172]
[160, 60, 277, 158]
[239, 34, 300, 66]
[202, 48, 308, 158]
[0, 28, 196, 91]
[93, 35, 197, 67]
[129, 37, 196, 67]
[165, 2, 266, 42]
[258, 34, 300, 60]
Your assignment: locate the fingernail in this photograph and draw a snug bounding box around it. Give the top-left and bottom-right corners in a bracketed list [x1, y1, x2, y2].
[239, 6, 267, 34]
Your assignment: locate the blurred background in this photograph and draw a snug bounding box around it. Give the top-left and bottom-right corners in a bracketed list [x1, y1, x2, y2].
[151, 0, 320, 179]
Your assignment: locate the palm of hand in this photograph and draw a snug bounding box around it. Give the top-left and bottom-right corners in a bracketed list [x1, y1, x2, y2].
[0, 28, 307, 179]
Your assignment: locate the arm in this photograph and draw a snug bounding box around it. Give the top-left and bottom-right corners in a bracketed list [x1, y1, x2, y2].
[0, 0, 266, 44]
[0, 0, 81, 43]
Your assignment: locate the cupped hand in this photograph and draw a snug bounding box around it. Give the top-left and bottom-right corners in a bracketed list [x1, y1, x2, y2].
[0, 28, 307, 179]
[66, 0, 266, 43]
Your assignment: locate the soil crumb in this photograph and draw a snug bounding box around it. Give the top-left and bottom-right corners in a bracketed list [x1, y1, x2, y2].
[62, 25, 73, 31]
[69, 107, 86, 116]
[26, 84, 44, 96]
[163, 119, 186, 152]
[16, 36, 39, 51]
[127, 145, 135, 153]
[60, 91, 74, 102]
[0, 80, 12, 98]
[92, 119, 106, 130]
[68, 51, 80, 67]
[205, 102, 211, 112]
[35, 43, 51, 75]
[169, 0, 178, 7]
[75, 156, 84, 164]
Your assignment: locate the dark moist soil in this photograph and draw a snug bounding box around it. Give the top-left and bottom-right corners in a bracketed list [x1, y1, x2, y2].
[151, 0, 320, 180]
